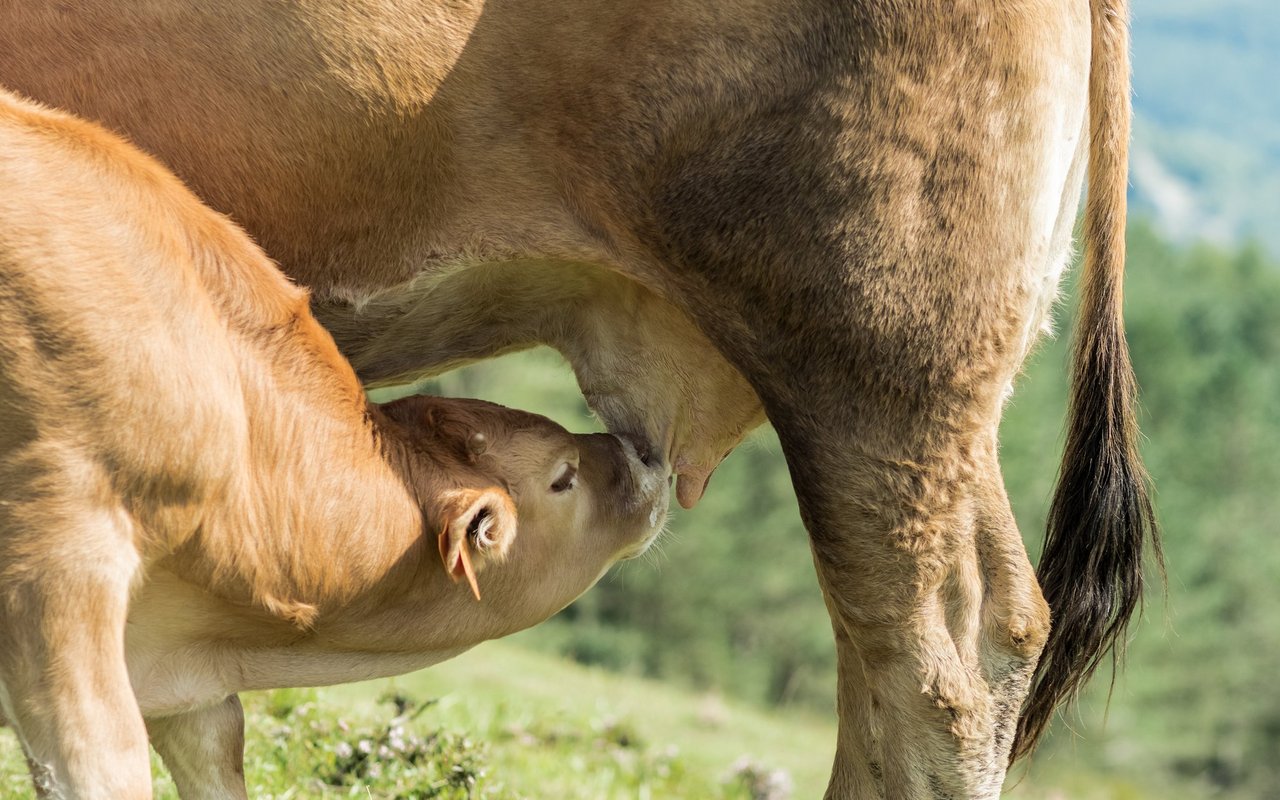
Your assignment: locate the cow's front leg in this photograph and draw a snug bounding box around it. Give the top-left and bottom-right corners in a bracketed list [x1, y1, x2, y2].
[148, 695, 248, 800]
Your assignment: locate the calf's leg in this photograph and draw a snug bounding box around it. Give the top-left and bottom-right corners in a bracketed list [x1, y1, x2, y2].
[148, 696, 248, 800]
[0, 503, 151, 799]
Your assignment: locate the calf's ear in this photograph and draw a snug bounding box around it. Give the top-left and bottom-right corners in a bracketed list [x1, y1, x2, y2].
[435, 487, 517, 601]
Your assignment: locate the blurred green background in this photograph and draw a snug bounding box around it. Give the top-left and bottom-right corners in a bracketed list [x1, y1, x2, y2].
[5, 1, 1277, 797]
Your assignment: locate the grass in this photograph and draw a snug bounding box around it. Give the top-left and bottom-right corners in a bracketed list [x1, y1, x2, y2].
[0, 638, 1200, 798]
[0, 638, 829, 799]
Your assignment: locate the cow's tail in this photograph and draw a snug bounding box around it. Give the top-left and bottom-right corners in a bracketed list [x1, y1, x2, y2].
[1011, 0, 1162, 762]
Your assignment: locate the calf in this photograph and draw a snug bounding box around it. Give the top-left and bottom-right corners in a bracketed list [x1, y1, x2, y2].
[0, 90, 668, 799]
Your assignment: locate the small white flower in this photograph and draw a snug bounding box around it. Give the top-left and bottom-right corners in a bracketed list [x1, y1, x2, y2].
[766, 769, 794, 798]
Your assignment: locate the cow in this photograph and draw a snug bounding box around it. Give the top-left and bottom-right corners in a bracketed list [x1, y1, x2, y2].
[0, 89, 669, 799]
[0, 0, 1159, 795]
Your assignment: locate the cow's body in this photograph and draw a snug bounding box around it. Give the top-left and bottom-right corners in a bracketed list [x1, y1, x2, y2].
[0, 1, 1157, 796]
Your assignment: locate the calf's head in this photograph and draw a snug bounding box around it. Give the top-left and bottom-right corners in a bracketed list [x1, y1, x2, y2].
[380, 395, 669, 626]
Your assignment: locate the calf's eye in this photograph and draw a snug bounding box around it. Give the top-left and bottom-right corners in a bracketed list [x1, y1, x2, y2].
[550, 462, 578, 493]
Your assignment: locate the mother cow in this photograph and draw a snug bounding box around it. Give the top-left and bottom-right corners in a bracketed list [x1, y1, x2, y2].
[0, 0, 1157, 796]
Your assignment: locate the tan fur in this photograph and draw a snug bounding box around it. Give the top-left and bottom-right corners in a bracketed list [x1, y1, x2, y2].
[0, 1, 1158, 796]
[0, 91, 668, 799]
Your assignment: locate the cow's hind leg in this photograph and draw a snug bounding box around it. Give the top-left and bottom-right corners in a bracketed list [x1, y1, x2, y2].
[0, 496, 151, 799]
[148, 695, 248, 800]
[969, 451, 1052, 770]
[824, 599, 884, 798]
[630, 6, 1084, 790]
[782, 417, 1048, 800]
[653, 187, 1065, 791]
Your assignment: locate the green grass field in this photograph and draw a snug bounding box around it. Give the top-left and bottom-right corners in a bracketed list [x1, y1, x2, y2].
[0, 638, 829, 799]
[0, 638, 1196, 798]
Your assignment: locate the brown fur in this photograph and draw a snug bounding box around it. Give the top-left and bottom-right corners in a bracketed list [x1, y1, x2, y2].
[0, 1, 1158, 795]
[0, 90, 668, 799]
